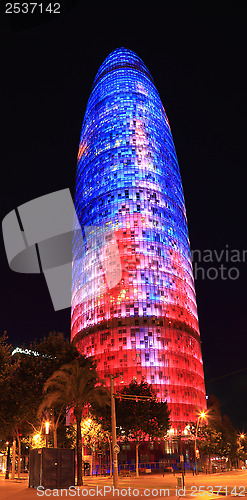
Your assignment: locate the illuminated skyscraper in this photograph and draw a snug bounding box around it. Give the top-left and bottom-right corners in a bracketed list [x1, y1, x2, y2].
[71, 48, 206, 431]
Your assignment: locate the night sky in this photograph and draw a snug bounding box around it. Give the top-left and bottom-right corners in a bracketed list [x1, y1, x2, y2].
[0, 2, 246, 429]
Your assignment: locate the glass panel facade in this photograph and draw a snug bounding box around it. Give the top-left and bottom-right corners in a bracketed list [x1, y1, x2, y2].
[71, 48, 206, 431]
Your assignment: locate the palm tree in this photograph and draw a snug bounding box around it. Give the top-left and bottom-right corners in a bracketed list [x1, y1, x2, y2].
[40, 357, 109, 485]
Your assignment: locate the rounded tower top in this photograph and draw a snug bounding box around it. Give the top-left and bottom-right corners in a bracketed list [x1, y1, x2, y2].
[91, 47, 154, 90]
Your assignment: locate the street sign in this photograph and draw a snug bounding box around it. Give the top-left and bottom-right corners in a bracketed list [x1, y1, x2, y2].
[180, 455, 184, 462]
[113, 444, 120, 454]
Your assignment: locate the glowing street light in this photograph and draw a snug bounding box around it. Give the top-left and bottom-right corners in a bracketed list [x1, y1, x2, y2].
[195, 411, 207, 475]
[33, 433, 41, 445]
[184, 425, 191, 436]
[45, 422, 50, 448]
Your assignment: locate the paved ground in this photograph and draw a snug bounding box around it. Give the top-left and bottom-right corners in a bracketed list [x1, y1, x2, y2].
[0, 470, 246, 499]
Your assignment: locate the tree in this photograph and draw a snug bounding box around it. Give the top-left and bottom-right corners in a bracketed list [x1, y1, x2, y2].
[0, 331, 13, 383]
[70, 415, 110, 475]
[221, 415, 238, 467]
[80, 415, 108, 450]
[189, 420, 223, 472]
[0, 331, 80, 478]
[90, 398, 113, 476]
[40, 357, 109, 485]
[29, 332, 80, 373]
[189, 414, 239, 471]
[0, 332, 29, 479]
[117, 381, 170, 477]
[0, 332, 18, 478]
[237, 433, 247, 464]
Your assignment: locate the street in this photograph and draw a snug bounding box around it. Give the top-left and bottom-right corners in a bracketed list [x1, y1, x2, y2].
[0, 470, 247, 499]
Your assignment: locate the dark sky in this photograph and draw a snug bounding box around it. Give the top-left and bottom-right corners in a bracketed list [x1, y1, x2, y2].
[0, 2, 246, 429]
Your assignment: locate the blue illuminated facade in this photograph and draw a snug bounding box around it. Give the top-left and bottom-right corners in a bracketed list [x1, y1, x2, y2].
[72, 48, 206, 431]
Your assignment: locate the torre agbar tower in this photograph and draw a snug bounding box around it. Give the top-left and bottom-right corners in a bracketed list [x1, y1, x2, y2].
[71, 48, 206, 431]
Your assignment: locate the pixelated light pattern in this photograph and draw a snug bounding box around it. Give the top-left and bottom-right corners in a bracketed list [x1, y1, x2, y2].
[71, 48, 206, 431]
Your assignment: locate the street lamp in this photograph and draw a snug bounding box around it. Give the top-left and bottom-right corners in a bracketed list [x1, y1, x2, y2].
[195, 411, 206, 475]
[237, 433, 246, 468]
[45, 421, 50, 448]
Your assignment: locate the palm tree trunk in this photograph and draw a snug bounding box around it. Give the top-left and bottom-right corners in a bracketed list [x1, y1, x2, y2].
[52, 409, 57, 448]
[53, 423, 58, 448]
[76, 417, 83, 485]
